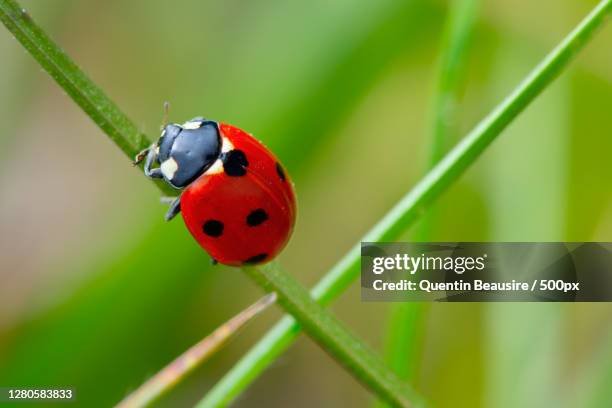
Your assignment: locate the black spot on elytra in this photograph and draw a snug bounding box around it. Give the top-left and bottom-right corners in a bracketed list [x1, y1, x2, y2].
[202, 220, 224, 237]
[275, 162, 286, 181]
[244, 253, 268, 264]
[222, 149, 248, 176]
[246, 208, 268, 227]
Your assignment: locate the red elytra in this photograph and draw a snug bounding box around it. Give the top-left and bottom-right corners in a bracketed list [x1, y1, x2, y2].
[180, 123, 296, 266]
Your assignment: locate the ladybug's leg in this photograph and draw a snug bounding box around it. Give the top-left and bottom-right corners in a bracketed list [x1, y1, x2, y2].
[163, 196, 182, 221]
[134, 145, 163, 179]
[144, 147, 163, 179]
[160, 196, 177, 204]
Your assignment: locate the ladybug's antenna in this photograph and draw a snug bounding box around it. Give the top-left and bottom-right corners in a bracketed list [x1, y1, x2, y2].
[161, 101, 170, 130]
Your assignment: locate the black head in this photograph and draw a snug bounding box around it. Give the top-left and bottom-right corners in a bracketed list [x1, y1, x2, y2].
[156, 118, 222, 188]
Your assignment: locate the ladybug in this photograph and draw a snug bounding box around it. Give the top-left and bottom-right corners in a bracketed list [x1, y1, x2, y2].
[135, 116, 296, 266]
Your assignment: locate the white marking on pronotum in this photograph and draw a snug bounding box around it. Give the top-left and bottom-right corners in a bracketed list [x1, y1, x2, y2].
[221, 137, 234, 153]
[207, 159, 223, 174]
[182, 120, 202, 130]
[161, 157, 179, 180]
[207, 137, 234, 174]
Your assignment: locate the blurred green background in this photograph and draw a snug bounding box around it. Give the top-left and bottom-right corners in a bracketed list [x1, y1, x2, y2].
[1, 0, 612, 407]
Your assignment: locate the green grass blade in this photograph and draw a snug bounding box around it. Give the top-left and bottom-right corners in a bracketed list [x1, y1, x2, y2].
[380, 303, 425, 384]
[0, 0, 143, 154]
[483, 37, 571, 408]
[0, 0, 175, 195]
[379, 1, 479, 399]
[198, 2, 612, 406]
[429, 0, 479, 166]
[241, 263, 423, 408]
